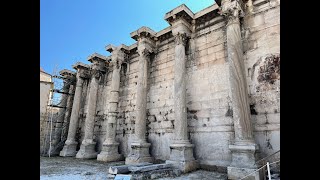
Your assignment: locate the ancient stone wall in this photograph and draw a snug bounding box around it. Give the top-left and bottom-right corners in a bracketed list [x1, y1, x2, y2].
[243, 0, 280, 159]
[67, 0, 280, 170]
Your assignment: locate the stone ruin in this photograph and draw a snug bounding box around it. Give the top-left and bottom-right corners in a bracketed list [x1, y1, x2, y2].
[40, 0, 280, 179]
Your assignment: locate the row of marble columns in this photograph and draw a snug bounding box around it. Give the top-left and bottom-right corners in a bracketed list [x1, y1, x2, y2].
[58, 1, 258, 178]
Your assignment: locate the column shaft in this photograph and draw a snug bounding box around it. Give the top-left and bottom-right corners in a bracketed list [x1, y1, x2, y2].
[61, 84, 75, 141]
[76, 70, 101, 159]
[226, 13, 253, 143]
[135, 54, 148, 141]
[59, 76, 83, 156]
[83, 77, 99, 141]
[97, 65, 123, 162]
[106, 67, 121, 143]
[49, 81, 70, 155]
[173, 42, 188, 142]
[66, 78, 83, 141]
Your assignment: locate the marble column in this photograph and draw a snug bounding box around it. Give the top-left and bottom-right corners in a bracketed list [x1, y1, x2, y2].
[76, 56, 105, 159]
[60, 84, 75, 142]
[166, 31, 198, 172]
[97, 46, 124, 162]
[60, 63, 89, 157]
[49, 78, 70, 155]
[221, 0, 259, 179]
[126, 32, 154, 164]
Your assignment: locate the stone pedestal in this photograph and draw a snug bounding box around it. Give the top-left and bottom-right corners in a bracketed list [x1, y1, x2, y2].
[227, 142, 261, 180]
[75, 139, 98, 159]
[166, 142, 199, 173]
[97, 142, 123, 162]
[126, 142, 153, 164]
[59, 139, 78, 157]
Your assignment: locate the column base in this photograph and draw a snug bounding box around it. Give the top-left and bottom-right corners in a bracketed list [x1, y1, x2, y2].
[125, 142, 154, 164]
[97, 142, 123, 162]
[227, 141, 261, 180]
[166, 141, 199, 173]
[59, 140, 78, 157]
[76, 140, 97, 159]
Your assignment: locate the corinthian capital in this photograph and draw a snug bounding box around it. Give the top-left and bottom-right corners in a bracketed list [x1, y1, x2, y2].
[138, 48, 151, 57]
[220, 0, 245, 22]
[91, 68, 102, 80]
[174, 32, 188, 46]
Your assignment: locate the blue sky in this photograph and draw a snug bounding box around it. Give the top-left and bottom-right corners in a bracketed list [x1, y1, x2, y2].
[40, 0, 216, 74]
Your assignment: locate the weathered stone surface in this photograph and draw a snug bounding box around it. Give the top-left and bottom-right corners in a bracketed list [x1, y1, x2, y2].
[128, 163, 172, 173]
[55, 1, 279, 176]
[60, 64, 89, 157]
[97, 45, 125, 162]
[109, 162, 152, 174]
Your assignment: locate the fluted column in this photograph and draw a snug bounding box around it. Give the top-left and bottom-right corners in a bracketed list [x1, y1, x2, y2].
[76, 55, 106, 159]
[97, 46, 125, 162]
[220, 0, 259, 179]
[126, 29, 155, 164]
[60, 63, 89, 157]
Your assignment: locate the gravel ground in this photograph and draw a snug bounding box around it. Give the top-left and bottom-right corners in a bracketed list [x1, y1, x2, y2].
[40, 156, 227, 180]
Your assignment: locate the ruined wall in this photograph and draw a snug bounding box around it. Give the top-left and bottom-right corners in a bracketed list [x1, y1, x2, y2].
[72, 0, 280, 168]
[40, 81, 53, 153]
[243, 1, 280, 159]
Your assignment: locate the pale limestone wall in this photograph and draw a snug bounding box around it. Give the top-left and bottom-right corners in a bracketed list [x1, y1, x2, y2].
[40, 82, 52, 113]
[40, 71, 52, 82]
[243, 1, 280, 159]
[72, 0, 279, 168]
[40, 81, 53, 153]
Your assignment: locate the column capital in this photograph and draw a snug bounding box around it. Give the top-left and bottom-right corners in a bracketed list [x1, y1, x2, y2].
[59, 69, 76, 84]
[106, 44, 129, 70]
[220, 0, 245, 22]
[130, 26, 156, 42]
[131, 26, 156, 57]
[164, 4, 194, 36]
[72, 62, 90, 79]
[87, 53, 108, 80]
[174, 32, 189, 46]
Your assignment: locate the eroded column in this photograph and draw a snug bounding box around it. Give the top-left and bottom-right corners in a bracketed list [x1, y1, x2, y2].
[49, 80, 70, 155]
[221, 0, 259, 179]
[60, 83, 75, 142]
[97, 46, 125, 162]
[161, 8, 199, 171]
[166, 31, 198, 172]
[126, 29, 155, 164]
[60, 63, 89, 157]
[76, 55, 106, 159]
[49, 70, 75, 156]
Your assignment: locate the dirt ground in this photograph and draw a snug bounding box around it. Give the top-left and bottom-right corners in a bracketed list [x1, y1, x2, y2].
[40, 156, 227, 180]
